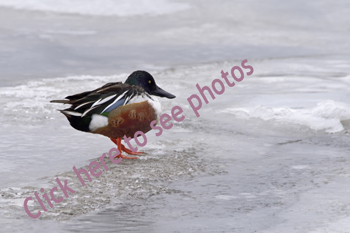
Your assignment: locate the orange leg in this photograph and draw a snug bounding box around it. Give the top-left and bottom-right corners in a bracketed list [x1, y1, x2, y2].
[110, 138, 142, 159]
[121, 144, 143, 155]
[110, 138, 143, 155]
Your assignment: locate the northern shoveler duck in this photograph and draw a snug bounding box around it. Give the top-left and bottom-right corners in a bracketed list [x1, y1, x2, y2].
[51, 70, 175, 159]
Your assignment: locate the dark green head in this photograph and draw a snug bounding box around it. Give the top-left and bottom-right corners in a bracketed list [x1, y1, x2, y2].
[125, 70, 176, 99]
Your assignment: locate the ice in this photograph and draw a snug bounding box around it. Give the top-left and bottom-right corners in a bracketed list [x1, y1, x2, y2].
[221, 100, 350, 133]
[0, 0, 190, 16]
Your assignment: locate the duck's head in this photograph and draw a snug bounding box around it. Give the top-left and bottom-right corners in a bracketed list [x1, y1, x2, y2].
[125, 70, 176, 99]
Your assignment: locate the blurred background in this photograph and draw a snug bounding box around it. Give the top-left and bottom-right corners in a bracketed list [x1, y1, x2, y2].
[0, 0, 350, 232]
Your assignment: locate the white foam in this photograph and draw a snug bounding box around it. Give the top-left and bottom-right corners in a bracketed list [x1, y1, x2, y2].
[291, 165, 311, 170]
[215, 195, 237, 200]
[0, 74, 126, 123]
[0, 0, 190, 16]
[220, 100, 350, 133]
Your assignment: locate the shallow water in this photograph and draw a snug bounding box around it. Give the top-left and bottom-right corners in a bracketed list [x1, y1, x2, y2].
[1, 0, 350, 232]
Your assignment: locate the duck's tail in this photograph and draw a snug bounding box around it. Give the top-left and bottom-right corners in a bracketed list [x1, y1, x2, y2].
[50, 99, 69, 104]
[59, 110, 92, 133]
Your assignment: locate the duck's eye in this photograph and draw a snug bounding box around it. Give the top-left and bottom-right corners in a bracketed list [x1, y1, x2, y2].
[148, 80, 151, 84]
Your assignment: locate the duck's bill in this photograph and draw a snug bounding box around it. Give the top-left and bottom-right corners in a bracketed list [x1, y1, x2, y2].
[153, 86, 176, 99]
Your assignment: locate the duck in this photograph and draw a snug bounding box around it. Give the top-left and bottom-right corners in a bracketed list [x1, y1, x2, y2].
[51, 70, 176, 159]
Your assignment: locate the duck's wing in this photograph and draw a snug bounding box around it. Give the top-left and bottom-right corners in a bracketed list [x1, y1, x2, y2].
[51, 82, 145, 117]
[50, 82, 122, 104]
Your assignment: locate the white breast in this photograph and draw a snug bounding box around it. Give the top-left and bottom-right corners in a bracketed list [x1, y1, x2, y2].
[128, 94, 162, 123]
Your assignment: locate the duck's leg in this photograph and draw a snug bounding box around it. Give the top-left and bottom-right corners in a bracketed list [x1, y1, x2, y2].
[110, 138, 143, 155]
[110, 137, 137, 159]
[121, 144, 143, 155]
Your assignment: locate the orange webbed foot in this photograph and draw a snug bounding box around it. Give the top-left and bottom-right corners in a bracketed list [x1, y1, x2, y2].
[121, 144, 143, 155]
[116, 153, 137, 159]
[110, 137, 141, 159]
